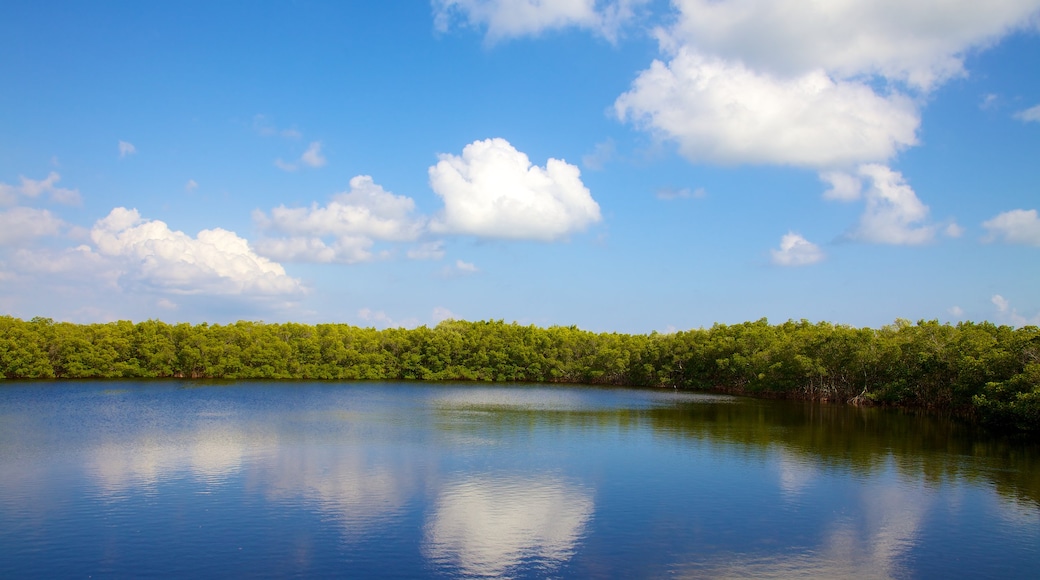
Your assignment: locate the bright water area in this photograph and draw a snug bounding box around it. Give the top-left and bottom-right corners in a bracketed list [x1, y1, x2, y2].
[0, 381, 1038, 578]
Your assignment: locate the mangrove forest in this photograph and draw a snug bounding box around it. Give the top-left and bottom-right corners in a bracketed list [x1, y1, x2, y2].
[1, 315, 1038, 432]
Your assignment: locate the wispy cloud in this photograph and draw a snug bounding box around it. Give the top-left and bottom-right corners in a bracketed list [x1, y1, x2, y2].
[656, 186, 705, 201]
[0, 172, 81, 206]
[275, 141, 327, 172]
[1014, 104, 1040, 123]
[118, 140, 136, 158]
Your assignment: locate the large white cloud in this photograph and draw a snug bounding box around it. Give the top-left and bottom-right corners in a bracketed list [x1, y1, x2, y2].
[91, 207, 301, 295]
[983, 209, 1040, 245]
[615, 49, 920, 168]
[433, 0, 647, 42]
[617, 1, 1040, 173]
[845, 164, 936, 245]
[255, 175, 425, 263]
[0, 207, 65, 244]
[663, 0, 1040, 91]
[428, 138, 601, 241]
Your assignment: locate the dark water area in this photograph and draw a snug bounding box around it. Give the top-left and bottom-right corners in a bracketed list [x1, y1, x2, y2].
[0, 381, 1037, 578]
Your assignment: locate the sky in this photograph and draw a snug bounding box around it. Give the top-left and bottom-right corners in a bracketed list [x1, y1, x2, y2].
[1, 0, 1039, 333]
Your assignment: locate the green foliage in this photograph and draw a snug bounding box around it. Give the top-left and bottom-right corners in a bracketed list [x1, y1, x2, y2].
[1, 315, 1037, 431]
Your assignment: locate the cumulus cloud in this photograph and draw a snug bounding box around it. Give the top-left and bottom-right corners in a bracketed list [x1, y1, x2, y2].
[770, 232, 824, 266]
[845, 164, 936, 245]
[660, 0, 1040, 91]
[118, 141, 136, 158]
[615, 49, 920, 168]
[820, 171, 863, 202]
[1016, 104, 1040, 122]
[428, 138, 601, 241]
[617, 1, 1040, 174]
[91, 207, 302, 295]
[433, 0, 647, 42]
[255, 175, 424, 263]
[0, 207, 65, 244]
[0, 172, 82, 206]
[983, 209, 1040, 245]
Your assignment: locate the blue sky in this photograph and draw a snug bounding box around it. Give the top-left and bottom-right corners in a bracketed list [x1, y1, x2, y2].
[2, 0, 1039, 332]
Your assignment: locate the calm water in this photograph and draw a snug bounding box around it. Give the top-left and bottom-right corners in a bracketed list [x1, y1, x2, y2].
[0, 382, 1037, 578]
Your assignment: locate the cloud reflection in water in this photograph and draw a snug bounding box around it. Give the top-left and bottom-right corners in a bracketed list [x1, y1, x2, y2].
[424, 474, 594, 577]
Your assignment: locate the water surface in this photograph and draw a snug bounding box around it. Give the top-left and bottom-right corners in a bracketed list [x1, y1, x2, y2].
[0, 381, 1037, 578]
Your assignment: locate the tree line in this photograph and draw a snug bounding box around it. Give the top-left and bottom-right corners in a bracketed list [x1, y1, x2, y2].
[1, 316, 1037, 431]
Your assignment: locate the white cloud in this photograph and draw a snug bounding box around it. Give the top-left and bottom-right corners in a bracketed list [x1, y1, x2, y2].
[440, 259, 480, 278]
[982, 209, 1040, 245]
[432, 306, 457, 323]
[301, 141, 327, 168]
[661, 0, 1040, 91]
[274, 158, 298, 172]
[185, 179, 198, 192]
[252, 236, 374, 264]
[656, 186, 705, 201]
[617, 1, 1040, 174]
[980, 93, 999, 110]
[581, 138, 616, 171]
[846, 164, 936, 245]
[0, 207, 65, 244]
[118, 140, 136, 158]
[615, 49, 920, 168]
[90, 207, 302, 295]
[428, 138, 601, 241]
[433, 0, 647, 42]
[820, 171, 863, 202]
[157, 298, 178, 310]
[993, 294, 1011, 313]
[455, 259, 478, 272]
[275, 141, 327, 171]
[0, 172, 82, 206]
[945, 223, 965, 238]
[253, 114, 302, 139]
[255, 175, 425, 263]
[357, 308, 419, 329]
[407, 241, 446, 260]
[991, 294, 1040, 326]
[1014, 103, 1040, 122]
[948, 305, 964, 317]
[770, 232, 824, 266]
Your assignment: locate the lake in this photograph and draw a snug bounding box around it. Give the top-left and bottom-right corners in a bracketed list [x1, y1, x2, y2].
[0, 381, 1037, 578]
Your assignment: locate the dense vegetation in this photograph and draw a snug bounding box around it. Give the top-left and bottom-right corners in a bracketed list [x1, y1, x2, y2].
[1, 315, 1038, 431]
